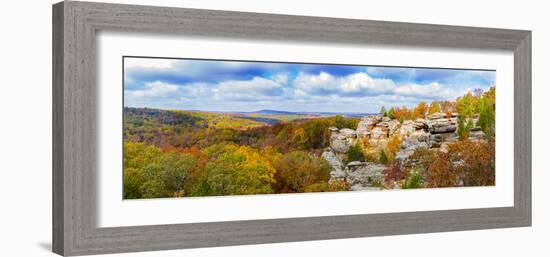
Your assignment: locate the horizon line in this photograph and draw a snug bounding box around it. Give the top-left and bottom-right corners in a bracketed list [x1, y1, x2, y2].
[123, 106, 378, 115]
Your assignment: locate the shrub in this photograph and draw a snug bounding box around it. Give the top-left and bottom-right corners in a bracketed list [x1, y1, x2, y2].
[402, 170, 424, 189]
[379, 149, 389, 164]
[457, 116, 471, 140]
[383, 160, 405, 185]
[427, 152, 457, 188]
[327, 180, 350, 192]
[347, 142, 365, 163]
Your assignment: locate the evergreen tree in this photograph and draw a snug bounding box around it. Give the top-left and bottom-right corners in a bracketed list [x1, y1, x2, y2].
[347, 142, 365, 163]
[379, 150, 389, 164]
[380, 106, 387, 117]
[388, 108, 396, 119]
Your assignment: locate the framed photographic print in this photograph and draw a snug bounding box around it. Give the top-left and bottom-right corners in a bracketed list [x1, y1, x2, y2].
[52, 1, 531, 256]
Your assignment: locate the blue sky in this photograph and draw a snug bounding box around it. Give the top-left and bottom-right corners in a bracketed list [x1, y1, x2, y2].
[124, 57, 495, 113]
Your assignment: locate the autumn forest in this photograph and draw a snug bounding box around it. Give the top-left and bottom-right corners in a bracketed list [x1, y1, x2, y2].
[123, 57, 496, 199]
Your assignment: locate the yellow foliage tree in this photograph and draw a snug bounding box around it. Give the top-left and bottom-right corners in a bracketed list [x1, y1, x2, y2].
[428, 101, 441, 115]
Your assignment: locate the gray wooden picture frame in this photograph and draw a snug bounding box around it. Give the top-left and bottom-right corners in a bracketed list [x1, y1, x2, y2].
[52, 1, 531, 256]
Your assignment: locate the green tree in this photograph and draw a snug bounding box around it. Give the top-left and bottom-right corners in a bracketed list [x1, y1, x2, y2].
[477, 87, 495, 137]
[347, 142, 365, 163]
[457, 92, 477, 118]
[402, 170, 424, 189]
[380, 106, 387, 117]
[457, 116, 473, 140]
[159, 152, 197, 196]
[379, 149, 389, 164]
[387, 108, 396, 119]
[123, 167, 146, 199]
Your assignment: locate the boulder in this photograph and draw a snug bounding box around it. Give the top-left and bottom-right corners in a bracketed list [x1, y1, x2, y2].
[449, 117, 458, 126]
[413, 119, 427, 130]
[468, 130, 486, 141]
[371, 126, 388, 139]
[329, 128, 357, 154]
[387, 120, 401, 136]
[427, 117, 451, 127]
[345, 161, 386, 189]
[377, 121, 390, 127]
[430, 132, 458, 148]
[429, 125, 457, 134]
[395, 136, 429, 162]
[429, 112, 446, 119]
[400, 120, 415, 137]
[427, 117, 457, 134]
[322, 148, 345, 178]
[356, 115, 381, 138]
[469, 126, 482, 131]
[340, 128, 357, 138]
[411, 130, 430, 143]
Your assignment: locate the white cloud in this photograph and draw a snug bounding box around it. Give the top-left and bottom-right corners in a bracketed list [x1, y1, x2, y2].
[215, 77, 284, 101]
[340, 73, 395, 94]
[292, 71, 467, 102]
[127, 81, 179, 98]
[293, 72, 337, 95]
[293, 72, 396, 96]
[392, 82, 462, 100]
[124, 69, 479, 113]
[272, 73, 289, 84]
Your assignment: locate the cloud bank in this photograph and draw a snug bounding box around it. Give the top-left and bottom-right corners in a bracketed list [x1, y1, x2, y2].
[124, 57, 496, 113]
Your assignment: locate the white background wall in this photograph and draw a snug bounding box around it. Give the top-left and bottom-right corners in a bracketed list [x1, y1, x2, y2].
[0, 0, 547, 256]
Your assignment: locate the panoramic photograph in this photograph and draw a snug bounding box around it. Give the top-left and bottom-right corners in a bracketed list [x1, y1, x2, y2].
[123, 57, 496, 199]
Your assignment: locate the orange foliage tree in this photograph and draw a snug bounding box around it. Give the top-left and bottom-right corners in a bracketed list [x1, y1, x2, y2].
[413, 101, 428, 118]
[447, 139, 495, 186]
[427, 152, 458, 188]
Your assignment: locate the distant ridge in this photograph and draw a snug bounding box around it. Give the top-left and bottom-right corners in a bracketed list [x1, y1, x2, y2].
[246, 109, 374, 118]
[254, 109, 297, 115]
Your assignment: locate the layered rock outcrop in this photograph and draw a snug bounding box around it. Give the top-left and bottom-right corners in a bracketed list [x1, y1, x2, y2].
[328, 127, 357, 155]
[321, 148, 345, 179]
[345, 161, 386, 190]
[322, 112, 486, 190]
[324, 146, 386, 190]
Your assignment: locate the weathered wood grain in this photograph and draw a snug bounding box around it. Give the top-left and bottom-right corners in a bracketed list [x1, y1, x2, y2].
[52, 1, 532, 256]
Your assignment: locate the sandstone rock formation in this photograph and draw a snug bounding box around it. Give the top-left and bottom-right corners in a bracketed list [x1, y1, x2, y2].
[345, 161, 386, 190]
[356, 116, 380, 137]
[321, 148, 345, 179]
[328, 127, 357, 154]
[426, 112, 458, 134]
[322, 112, 487, 190]
[399, 120, 415, 137]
